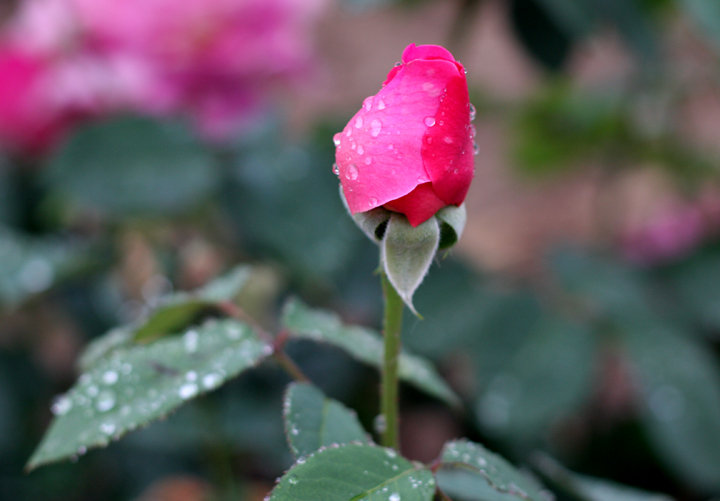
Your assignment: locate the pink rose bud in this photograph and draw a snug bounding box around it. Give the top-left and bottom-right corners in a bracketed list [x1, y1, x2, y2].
[334, 43, 476, 227]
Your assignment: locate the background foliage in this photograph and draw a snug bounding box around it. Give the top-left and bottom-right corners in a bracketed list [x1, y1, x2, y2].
[2, 0, 720, 500]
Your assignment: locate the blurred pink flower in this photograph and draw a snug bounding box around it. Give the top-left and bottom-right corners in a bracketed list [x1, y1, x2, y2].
[71, 0, 326, 139]
[0, 47, 71, 153]
[0, 0, 325, 153]
[622, 205, 705, 265]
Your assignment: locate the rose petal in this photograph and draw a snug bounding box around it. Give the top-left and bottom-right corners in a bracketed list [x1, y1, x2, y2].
[422, 75, 474, 205]
[336, 58, 462, 214]
[383, 182, 447, 227]
[401, 43, 455, 63]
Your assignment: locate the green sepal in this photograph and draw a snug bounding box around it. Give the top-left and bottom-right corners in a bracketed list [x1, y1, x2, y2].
[338, 185, 391, 243]
[381, 213, 440, 314]
[437, 203, 466, 250]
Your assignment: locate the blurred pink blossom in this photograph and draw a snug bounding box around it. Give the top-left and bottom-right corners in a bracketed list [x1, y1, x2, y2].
[0, 0, 325, 153]
[622, 204, 706, 265]
[0, 47, 72, 153]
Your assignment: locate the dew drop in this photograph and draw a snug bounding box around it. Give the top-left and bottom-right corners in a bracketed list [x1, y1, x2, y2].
[374, 414, 387, 434]
[354, 117, 363, 129]
[100, 422, 116, 435]
[96, 391, 116, 413]
[345, 164, 359, 181]
[370, 119, 382, 137]
[51, 395, 72, 416]
[389, 494, 400, 501]
[424, 117, 436, 127]
[364, 157, 372, 165]
[357, 145, 364, 155]
[179, 383, 198, 400]
[184, 329, 199, 353]
[345, 129, 352, 137]
[363, 96, 373, 111]
[186, 371, 197, 382]
[469, 102, 477, 121]
[377, 99, 386, 110]
[332, 163, 339, 175]
[288, 475, 299, 485]
[473, 141, 480, 155]
[333, 133, 341, 147]
[202, 373, 222, 389]
[369, 197, 378, 207]
[443, 136, 454, 144]
[102, 370, 118, 385]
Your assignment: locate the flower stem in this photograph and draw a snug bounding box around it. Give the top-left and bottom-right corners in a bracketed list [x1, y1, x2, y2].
[380, 272, 403, 450]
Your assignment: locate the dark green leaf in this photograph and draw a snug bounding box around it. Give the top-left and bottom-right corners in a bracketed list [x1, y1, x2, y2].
[283, 382, 369, 458]
[678, 0, 720, 52]
[269, 443, 435, 500]
[476, 316, 596, 443]
[28, 319, 271, 469]
[133, 265, 251, 342]
[282, 299, 460, 406]
[0, 225, 86, 307]
[666, 254, 720, 332]
[45, 116, 217, 217]
[535, 454, 673, 501]
[436, 439, 549, 501]
[622, 326, 720, 491]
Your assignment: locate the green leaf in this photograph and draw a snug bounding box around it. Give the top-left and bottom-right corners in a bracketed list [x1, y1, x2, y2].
[679, 0, 720, 53]
[283, 382, 369, 458]
[622, 326, 720, 491]
[436, 439, 549, 501]
[269, 443, 435, 500]
[133, 265, 251, 342]
[436, 204, 466, 250]
[535, 454, 672, 501]
[381, 213, 440, 314]
[666, 254, 720, 332]
[281, 299, 460, 407]
[475, 316, 596, 443]
[27, 319, 271, 470]
[45, 116, 217, 217]
[0, 226, 86, 307]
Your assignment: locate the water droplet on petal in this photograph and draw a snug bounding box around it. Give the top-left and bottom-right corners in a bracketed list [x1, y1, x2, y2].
[345, 164, 359, 181]
[424, 117, 436, 127]
[377, 99, 386, 110]
[443, 136, 454, 144]
[370, 119, 382, 137]
[469, 102, 477, 121]
[354, 117, 363, 129]
[333, 133, 341, 147]
[332, 163, 339, 175]
[363, 96, 373, 111]
[364, 156, 372, 165]
[473, 142, 480, 155]
[357, 145, 364, 155]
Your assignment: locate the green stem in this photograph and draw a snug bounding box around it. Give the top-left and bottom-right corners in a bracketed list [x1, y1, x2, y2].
[380, 272, 404, 450]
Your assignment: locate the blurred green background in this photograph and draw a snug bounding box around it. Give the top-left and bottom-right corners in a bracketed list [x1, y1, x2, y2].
[2, 0, 720, 500]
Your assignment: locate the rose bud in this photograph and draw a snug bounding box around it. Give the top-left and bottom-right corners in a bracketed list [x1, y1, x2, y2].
[333, 43, 475, 227]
